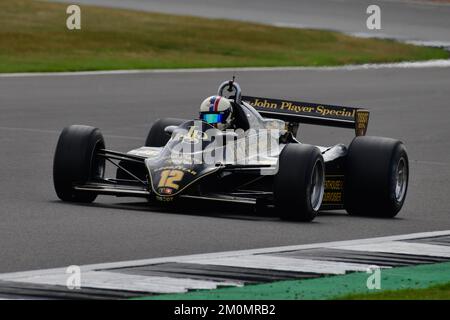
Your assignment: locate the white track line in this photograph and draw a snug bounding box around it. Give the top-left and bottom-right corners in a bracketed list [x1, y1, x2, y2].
[183, 256, 379, 275]
[11, 271, 241, 294]
[330, 242, 450, 258]
[1, 59, 450, 78]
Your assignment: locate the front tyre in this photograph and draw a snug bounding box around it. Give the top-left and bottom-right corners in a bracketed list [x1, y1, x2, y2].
[274, 144, 325, 222]
[344, 136, 409, 218]
[116, 118, 187, 181]
[53, 125, 105, 202]
[145, 118, 187, 147]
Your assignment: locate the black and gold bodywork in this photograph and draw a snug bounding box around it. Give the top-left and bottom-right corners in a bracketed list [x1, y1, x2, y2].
[72, 96, 370, 212]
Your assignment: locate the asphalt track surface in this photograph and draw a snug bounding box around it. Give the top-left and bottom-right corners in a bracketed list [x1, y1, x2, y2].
[53, 0, 450, 45]
[1, 67, 450, 273]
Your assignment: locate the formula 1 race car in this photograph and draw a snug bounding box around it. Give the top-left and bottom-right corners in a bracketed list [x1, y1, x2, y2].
[53, 80, 409, 222]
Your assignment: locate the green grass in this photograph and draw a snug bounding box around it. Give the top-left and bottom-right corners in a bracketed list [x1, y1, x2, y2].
[0, 0, 448, 73]
[136, 262, 450, 300]
[340, 282, 450, 300]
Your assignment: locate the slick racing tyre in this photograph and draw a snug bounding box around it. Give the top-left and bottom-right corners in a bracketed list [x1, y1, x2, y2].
[274, 144, 325, 222]
[53, 125, 105, 202]
[116, 118, 187, 181]
[145, 118, 187, 147]
[344, 136, 409, 218]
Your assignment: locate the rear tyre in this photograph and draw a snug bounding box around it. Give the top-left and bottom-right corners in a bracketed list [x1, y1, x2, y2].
[53, 125, 105, 202]
[274, 144, 325, 222]
[116, 118, 186, 181]
[344, 136, 409, 218]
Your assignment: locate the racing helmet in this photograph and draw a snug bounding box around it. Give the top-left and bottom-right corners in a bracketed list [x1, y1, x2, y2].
[199, 96, 233, 130]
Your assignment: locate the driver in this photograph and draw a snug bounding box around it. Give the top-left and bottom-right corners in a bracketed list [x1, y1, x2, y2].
[199, 96, 233, 130]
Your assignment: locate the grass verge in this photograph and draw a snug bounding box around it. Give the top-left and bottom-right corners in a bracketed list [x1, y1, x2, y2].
[135, 262, 450, 300]
[0, 0, 448, 73]
[341, 282, 450, 300]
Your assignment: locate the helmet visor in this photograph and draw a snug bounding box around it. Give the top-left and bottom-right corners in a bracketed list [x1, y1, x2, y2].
[200, 113, 225, 124]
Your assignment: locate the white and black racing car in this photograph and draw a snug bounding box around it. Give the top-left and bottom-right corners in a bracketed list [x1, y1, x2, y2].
[53, 80, 409, 222]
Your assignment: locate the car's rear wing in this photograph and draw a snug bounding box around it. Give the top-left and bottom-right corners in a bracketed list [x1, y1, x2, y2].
[242, 96, 370, 136]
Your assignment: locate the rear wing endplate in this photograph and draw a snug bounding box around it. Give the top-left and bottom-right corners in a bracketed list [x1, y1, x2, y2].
[242, 96, 370, 136]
